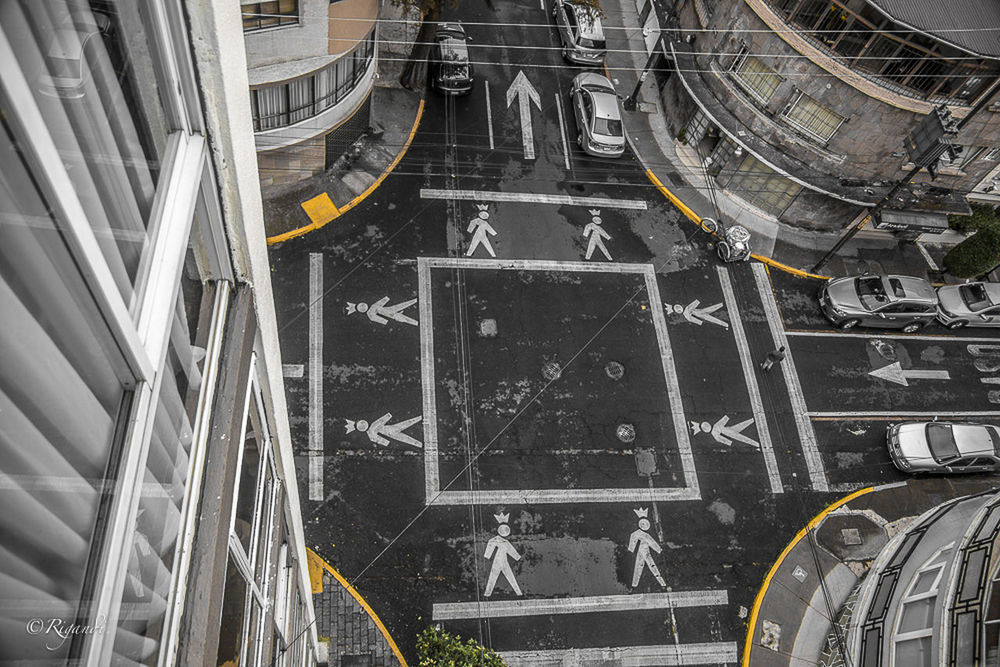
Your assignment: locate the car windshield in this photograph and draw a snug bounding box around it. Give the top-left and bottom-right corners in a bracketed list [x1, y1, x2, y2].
[856, 276, 889, 310]
[441, 63, 469, 80]
[593, 116, 622, 137]
[960, 283, 994, 312]
[926, 423, 960, 463]
[579, 37, 605, 49]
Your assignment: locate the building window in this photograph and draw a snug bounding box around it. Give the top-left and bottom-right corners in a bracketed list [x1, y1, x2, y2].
[781, 91, 845, 143]
[250, 30, 375, 132]
[242, 1, 298, 32]
[731, 49, 781, 104]
[892, 545, 953, 667]
[723, 154, 802, 216]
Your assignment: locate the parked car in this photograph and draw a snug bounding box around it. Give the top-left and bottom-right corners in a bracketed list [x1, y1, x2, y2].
[38, 11, 113, 99]
[569, 72, 625, 158]
[430, 23, 473, 95]
[936, 281, 1000, 329]
[818, 274, 938, 332]
[887, 421, 1000, 474]
[552, 0, 606, 64]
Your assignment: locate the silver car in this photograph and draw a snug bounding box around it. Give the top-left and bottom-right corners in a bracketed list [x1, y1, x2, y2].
[888, 421, 1000, 474]
[818, 274, 938, 332]
[570, 72, 625, 158]
[936, 282, 1000, 329]
[552, 0, 606, 64]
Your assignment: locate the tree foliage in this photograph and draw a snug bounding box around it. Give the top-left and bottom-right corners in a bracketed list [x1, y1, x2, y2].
[948, 202, 1000, 235]
[943, 225, 1000, 278]
[416, 626, 506, 667]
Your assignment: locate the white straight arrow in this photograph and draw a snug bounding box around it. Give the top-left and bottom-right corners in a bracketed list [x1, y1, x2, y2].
[506, 70, 541, 160]
[869, 361, 951, 387]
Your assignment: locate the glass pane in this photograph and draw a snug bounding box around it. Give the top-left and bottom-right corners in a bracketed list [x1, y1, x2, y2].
[3, 1, 171, 307]
[911, 568, 939, 596]
[894, 636, 933, 667]
[899, 597, 935, 634]
[0, 107, 129, 663]
[254, 463, 275, 584]
[216, 556, 250, 667]
[234, 403, 264, 555]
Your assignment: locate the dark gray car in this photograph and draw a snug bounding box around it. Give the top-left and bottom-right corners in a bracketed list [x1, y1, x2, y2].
[819, 274, 938, 332]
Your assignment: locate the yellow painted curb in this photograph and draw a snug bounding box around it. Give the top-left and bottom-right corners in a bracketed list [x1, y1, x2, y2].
[307, 548, 409, 667]
[266, 98, 426, 246]
[740, 487, 873, 667]
[643, 169, 832, 281]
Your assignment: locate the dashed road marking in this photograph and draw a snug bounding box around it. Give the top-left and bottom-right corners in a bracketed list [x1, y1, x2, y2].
[432, 590, 729, 620]
[502, 643, 739, 666]
[810, 411, 1000, 418]
[420, 188, 648, 210]
[485, 80, 495, 150]
[555, 92, 571, 170]
[283, 364, 304, 378]
[785, 330, 1000, 343]
[309, 253, 324, 501]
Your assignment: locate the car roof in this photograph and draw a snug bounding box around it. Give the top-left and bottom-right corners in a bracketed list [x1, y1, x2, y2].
[436, 25, 469, 62]
[950, 423, 1000, 457]
[886, 275, 935, 301]
[565, 2, 604, 38]
[590, 91, 620, 119]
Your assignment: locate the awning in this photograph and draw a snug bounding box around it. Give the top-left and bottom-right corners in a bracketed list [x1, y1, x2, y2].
[874, 209, 950, 233]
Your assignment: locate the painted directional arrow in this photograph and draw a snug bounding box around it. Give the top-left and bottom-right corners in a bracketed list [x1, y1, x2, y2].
[667, 300, 728, 329]
[506, 70, 541, 160]
[869, 361, 950, 387]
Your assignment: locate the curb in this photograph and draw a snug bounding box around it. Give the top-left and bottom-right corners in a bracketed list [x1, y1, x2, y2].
[307, 548, 409, 667]
[266, 98, 426, 246]
[740, 487, 873, 667]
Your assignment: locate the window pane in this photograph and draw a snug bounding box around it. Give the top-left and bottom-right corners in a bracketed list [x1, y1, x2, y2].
[784, 93, 843, 141]
[734, 54, 780, 102]
[899, 597, 935, 634]
[0, 109, 130, 663]
[234, 403, 264, 555]
[894, 636, 933, 667]
[911, 569, 939, 596]
[216, 556, 250, 667]
[3, 1, 170, 306]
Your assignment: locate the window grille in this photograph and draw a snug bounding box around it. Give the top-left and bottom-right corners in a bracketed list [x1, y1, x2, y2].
[782, 91, 845, 142]
[731, 49, 781, 104]
[242, 0, 298, 32]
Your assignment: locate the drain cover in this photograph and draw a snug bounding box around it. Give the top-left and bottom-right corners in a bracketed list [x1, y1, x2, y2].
[477, 319, 497, 338]
[542, 362, 562, 381]
[841, 528, 863, 546]
[617, 423, 636, 443]
[605, 361, 625, 380]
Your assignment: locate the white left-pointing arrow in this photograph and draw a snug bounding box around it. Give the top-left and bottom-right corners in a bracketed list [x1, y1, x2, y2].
[506, 70, 541, 160]
[869, 361, 950, 387]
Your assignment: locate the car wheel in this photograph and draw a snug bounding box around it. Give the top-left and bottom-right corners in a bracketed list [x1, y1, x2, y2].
[946, 320, 968, 330]
[902, 321, 927, 333]
[838, 319, 860, 330]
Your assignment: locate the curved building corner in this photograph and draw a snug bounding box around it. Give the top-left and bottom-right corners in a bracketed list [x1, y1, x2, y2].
[241, 0, 379, 190]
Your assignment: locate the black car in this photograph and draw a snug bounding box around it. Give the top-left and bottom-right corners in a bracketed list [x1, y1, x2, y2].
[431, 23, 473, 95]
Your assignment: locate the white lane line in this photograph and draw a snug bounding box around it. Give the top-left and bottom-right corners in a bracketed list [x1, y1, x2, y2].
[752, 263, 828, 492]
[421, 256, 649, 274]
[282, 364, 304, 378]
[432, 487, 700, 505]
[554, 92, 571, 171]
[810, 411, 1000, 418]
[916, 242, 940, 271]
[433, 590, 728, 620]
[718, 267, 782, 494]
[785, 330, 1000, 343]
[538, 0, 543, 10]
[309, 253, 324, 501]
[983, 378, 1000, 385]
[418, 260, 440, 503]
[646, 269, 699, 497]
[420, 188, 648, 210]
[502, 643, 739, 666]
[485, 79, 495, 150]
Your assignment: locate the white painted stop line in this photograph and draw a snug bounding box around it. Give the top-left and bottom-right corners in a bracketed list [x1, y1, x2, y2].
[432, 590, 728, 620]
[502, 643, 739, 666]
[420, 188, 648, 210]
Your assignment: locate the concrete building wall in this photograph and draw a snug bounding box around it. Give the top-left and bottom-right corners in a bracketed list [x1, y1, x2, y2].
[244, 0, 330, 69]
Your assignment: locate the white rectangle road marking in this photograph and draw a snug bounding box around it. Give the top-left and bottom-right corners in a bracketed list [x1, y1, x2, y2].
[420, 188, 648, 210]
[417, 258, 699, 505]
[718, 267, 782, 494]
[309, 253, 324, 501]
[752, 263, 828, 492]
[282, 364, 304, 378]
[485, 80, 495, 150]
[810, 411, 1000, 419]
[555, 92, 571, 171]
[501, 643, 740, 666]
[785, 330, 1000, 344]
[433, 590, 729, 620]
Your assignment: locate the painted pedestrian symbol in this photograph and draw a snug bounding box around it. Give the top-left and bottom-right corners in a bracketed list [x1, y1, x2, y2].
[484, 512, 522, 597]
[345, 413, 423, 449]
[583, 209, 612, 261]
[346, 297, 417, 326]
[665, 300, 728, 329]
[467, 204, 497, 257]
[628, 508, 665, 588]
[690, 415, 760, 450]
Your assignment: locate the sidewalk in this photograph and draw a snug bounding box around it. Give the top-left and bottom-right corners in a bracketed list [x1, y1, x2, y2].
[263, 85, 423, 244]
[741, 478, 1000, 667]
[605, 2, 966, 280]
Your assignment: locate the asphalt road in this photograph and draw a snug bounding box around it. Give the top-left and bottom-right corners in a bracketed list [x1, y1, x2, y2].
[268, 1, 1000, 663]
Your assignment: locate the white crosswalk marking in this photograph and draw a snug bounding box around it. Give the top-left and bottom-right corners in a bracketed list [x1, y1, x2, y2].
[433, 590, 729, 620]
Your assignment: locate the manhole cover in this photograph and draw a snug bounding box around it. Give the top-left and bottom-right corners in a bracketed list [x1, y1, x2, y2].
[617, 423, 636, 443]
[605, 361, 625, 380]
[842, 528, 863, 546]
[478, 319, 497, 338]
[870, 339, 897, 361]
[542, 362, 562, 381]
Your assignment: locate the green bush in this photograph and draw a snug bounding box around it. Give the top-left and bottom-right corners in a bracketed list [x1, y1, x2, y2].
[417, 626, 506, 667]
[943, 225, 1000, 278]
[948, 202, 1000, 234]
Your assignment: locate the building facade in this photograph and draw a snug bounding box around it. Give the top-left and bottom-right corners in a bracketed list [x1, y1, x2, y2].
[0, 1, 318, 664]
[846, 488, 1000, 665]
[658, 0, 1000, 230]
[242, 0, 379, 190]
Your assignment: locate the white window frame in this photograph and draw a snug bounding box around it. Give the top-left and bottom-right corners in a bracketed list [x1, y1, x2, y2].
[891, 544, 954, 666]
[781, 90, 846, 144]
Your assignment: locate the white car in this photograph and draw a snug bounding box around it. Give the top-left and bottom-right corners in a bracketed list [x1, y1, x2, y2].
[569, 72, 625, 158]
[552, 0, 606, 64]
[936, 282, 1000, 329]
[887, 421, 1000, 474]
